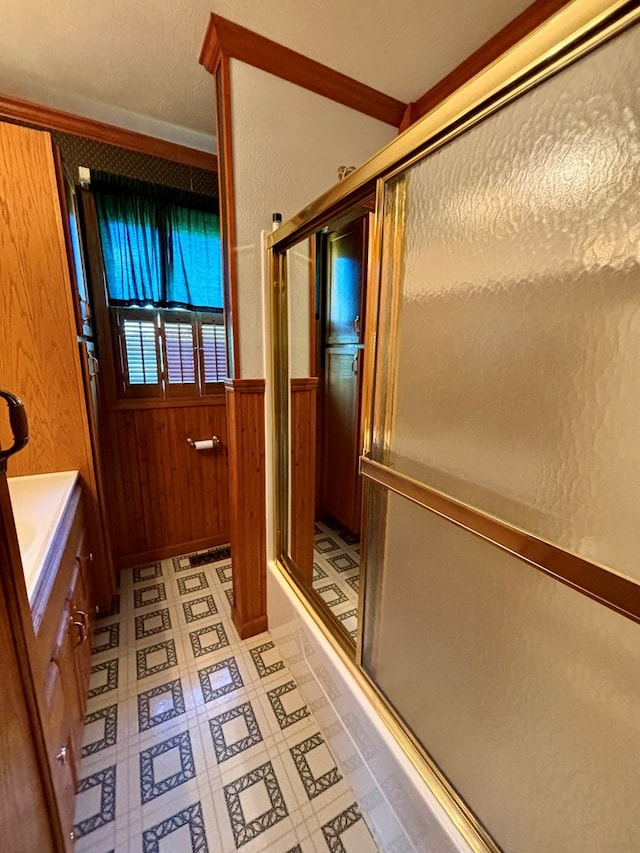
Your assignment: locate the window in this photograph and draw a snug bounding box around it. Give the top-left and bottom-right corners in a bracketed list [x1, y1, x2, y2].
[92, 172, 226, 399]
[115, 308, 226, 399]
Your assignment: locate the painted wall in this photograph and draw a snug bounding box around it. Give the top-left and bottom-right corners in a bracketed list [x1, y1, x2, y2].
[225, 58, 466, 851]
[228, 59, 395, 378]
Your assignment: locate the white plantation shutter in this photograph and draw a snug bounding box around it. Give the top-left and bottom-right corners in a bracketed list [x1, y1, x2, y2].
[115, 308, 224, 397]
[201, 322, 227, 383]
[122, 317, 160, 388]
[164, 321, 196, 384]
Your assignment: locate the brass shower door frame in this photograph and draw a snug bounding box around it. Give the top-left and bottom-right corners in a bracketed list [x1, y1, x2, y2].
[267, 3, 640, 851]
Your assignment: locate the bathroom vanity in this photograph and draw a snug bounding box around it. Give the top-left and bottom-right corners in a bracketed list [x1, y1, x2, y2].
[9, 471, 95, 846]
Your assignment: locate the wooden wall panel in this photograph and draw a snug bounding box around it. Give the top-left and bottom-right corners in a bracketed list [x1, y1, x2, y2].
[104, 409, 147, 561]
[225, 379, 267, 639]
[0, 122, 114, 610]
[106, 400, 230, 569]
[0, 124, 93, 475]
[290, 378, 319, 583]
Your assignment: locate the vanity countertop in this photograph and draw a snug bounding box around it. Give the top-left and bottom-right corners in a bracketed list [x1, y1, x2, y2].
[8, 470, 79, 603]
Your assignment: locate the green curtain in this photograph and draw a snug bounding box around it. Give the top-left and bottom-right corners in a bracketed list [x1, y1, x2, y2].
[92, 172, 223, 312]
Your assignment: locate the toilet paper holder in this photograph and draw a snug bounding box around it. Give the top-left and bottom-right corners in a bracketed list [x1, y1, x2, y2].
[186, 435, 222, 450]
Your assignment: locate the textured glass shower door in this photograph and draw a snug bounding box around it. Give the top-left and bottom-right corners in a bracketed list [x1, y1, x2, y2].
[361, 19, 640, 853]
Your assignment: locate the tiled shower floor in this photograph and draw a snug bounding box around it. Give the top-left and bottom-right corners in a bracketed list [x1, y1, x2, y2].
[74, 547, 378, 853]
[312, 522, 360, 640]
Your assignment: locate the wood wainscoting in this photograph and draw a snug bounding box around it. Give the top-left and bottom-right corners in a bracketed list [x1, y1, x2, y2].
[225, 379, 267, 639]
[77, 189, 231, 571]
[290, 378, 319, 583]
[104, 399, 230, 569]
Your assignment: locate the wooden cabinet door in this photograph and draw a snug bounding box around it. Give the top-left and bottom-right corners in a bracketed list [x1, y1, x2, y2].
[72, 562, 93, 721]
[44, 659, 76, 847]
[0, 450, 60, 850]
[325, 219, 366, 346]
[322, 346, 363, 534]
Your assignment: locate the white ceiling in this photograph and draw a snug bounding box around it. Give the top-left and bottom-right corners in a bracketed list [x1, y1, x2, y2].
[0, 0, 531, 153]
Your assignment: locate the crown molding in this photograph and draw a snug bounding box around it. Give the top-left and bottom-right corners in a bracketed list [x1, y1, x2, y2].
[410, 0, 574, 125]
[0, 93, 218, 171]
[199, 14, 407, 127]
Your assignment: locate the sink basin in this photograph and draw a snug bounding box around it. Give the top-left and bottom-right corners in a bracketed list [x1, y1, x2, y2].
[8, 471, 79, 603]
[13, 516, 37, 557]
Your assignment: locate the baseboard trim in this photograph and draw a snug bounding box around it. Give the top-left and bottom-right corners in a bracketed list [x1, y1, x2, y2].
[115, 534, 229, 570]
[231, 611, 268, 639]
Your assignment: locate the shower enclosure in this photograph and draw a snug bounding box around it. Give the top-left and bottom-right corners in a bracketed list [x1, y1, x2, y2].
[268, 3, 640, 850]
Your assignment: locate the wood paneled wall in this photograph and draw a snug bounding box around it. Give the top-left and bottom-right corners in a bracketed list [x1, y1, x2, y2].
[290, 378, 319, 583]
[0, 122, 114, 610]
[0, 125, 93, 476]
[105, 400, 230, 569]
[225, 379, 267, 639]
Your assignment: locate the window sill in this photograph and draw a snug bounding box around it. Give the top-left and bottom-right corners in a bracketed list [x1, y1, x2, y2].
[109, 394, 227, 412]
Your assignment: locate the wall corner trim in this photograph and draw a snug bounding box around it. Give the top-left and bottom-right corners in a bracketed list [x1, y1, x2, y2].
[225, 378, 268, 639]
[224, 378, 266, 393]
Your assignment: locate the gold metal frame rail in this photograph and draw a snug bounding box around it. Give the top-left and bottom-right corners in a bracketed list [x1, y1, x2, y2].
[361, 457, 640, 625]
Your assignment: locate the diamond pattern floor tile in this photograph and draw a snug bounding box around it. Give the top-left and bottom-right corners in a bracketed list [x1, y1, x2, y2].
[74, 546, 377, 852]
[312, 522, 360, 640]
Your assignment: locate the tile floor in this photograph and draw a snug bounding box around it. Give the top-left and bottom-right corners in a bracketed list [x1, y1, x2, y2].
[312, 522, 360, 641]
[74, 545, 378, 853]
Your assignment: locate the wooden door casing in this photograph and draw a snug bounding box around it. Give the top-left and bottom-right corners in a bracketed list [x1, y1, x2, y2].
[290, 378, 319, 582]
[318, 213, 368, 535]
